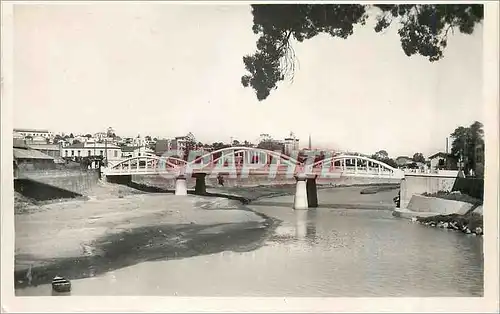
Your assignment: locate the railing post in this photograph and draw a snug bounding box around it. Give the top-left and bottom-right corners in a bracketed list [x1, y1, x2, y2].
[354, 158, 358, 174]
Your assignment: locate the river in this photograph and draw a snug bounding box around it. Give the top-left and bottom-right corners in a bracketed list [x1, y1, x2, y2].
[15, 186, 483, 297]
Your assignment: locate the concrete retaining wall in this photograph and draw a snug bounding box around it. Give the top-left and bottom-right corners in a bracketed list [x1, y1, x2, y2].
[400, 173, 457, 209]
[406, 195, 473, 215]
[17, 169, 100, 195]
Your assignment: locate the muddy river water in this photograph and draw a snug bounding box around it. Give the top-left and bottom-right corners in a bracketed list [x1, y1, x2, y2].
[15, 187, 483, 297]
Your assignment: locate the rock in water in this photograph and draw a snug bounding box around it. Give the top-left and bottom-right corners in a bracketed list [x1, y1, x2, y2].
[52, 276, 71, 293]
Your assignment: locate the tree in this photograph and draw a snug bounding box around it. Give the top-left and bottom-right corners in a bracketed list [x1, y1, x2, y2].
[73, 139, 81, 144]
[145, 135, 152, 141]
[69, 133, 74, 138]
[211, 142, 230, 150]
[182, 132, 198, 159]
[84, 134, 92, 138]
[257, 138, 284, 152]
[450, 121, 484, 174]
[412, 152, 426, 163]
[232, 139, 241, 146]
[241, 4, 484, 100]
[106, 127, 115, 138]
[374, 150, 389, 160]
[371, 150, 398, 168]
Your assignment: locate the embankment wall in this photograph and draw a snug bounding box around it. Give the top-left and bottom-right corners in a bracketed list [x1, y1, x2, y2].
[17, 169, 100, 195]
[400, 173, 457, 209]
[14, 179, 82, 201]
[406, 195, 473, 215]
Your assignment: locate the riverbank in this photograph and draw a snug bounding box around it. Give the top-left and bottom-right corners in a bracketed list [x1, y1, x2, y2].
[14, 192, 278, 289]
[14, 181, 400, 291]
[392, 190, 484, 236]
[414, 212, 483, 235]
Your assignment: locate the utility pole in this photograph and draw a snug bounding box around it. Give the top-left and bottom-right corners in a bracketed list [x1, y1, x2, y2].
[104, 138, 108, 167]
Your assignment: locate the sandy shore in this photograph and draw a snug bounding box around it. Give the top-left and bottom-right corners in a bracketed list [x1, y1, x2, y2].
[14, 182, 280, 289]
[14, 180, 399, 290]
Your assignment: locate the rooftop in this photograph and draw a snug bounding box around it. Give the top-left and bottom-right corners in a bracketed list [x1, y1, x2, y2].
[14, 128, 51, 133]
[28, 144, 61, 151]
[65, 142, 121, 149]
[121, 146, 141, 152]
[13, 148, 54, 160]
[428, 152, 453, 159]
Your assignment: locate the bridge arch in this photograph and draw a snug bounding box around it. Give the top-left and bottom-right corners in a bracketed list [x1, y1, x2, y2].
[106, 154, 186, 173]
[187, 146, 301, 168]
[312, 155, 401, 176]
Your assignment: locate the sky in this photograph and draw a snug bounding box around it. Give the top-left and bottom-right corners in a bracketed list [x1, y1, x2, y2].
[12, 3, 484, 158]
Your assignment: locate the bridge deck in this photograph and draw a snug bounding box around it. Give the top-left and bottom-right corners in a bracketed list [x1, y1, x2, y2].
[103, 165, 400, 178]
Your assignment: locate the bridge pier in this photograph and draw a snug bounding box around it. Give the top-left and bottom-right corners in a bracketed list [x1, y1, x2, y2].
[293, 173, 308, 210]
[192, 173, 207, 195]
[175, 175, 188, 196]
[306, 175, 318, 208]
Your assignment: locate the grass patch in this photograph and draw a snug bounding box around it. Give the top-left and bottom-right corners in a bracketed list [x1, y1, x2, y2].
[422, 191, 482, 205]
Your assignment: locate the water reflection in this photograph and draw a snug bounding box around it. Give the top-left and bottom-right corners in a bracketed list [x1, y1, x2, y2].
[294, 210, 307, 239]
[294, 209, 317, 242]
[16, 197, 484, 297]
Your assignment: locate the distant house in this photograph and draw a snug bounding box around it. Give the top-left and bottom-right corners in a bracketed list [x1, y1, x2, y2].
[283, 133, 300, 156]
[171, 136, 188, 151]
[121, 146, 154, 158]
[62, 142, 122, 165]
[13, 128, 53, 139]
[27, 143, 64, 164]
[428, 152, 457, 171]
[24, 136, 49, 144]
[154, 139, 172, 156]
[14, 147, 55, 171]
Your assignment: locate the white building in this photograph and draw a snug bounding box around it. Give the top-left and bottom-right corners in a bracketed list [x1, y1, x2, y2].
[121, 145, 154, 158]
[14, 128, 54, 139]
[62, 142, 122, 164]
[283, 132, 300, 155]
[171, 136, 188, 151]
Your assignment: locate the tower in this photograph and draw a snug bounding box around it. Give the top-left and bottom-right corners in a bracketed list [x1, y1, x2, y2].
[308, 134, 312, 150]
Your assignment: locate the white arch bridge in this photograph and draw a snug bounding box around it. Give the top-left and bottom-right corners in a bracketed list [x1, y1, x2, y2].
[101, 147, 403, 210]
[102, 147, 403, 179]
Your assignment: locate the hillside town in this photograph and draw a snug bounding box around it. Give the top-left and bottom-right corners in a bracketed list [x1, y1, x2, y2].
[12, 125, 485, 177]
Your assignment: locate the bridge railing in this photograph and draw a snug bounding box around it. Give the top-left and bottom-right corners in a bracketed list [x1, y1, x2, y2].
[101, 151, 405, 179]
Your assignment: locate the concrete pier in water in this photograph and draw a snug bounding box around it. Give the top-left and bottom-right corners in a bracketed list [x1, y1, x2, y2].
[293, 173, 308, 210]
[175, 175, 188, 196]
